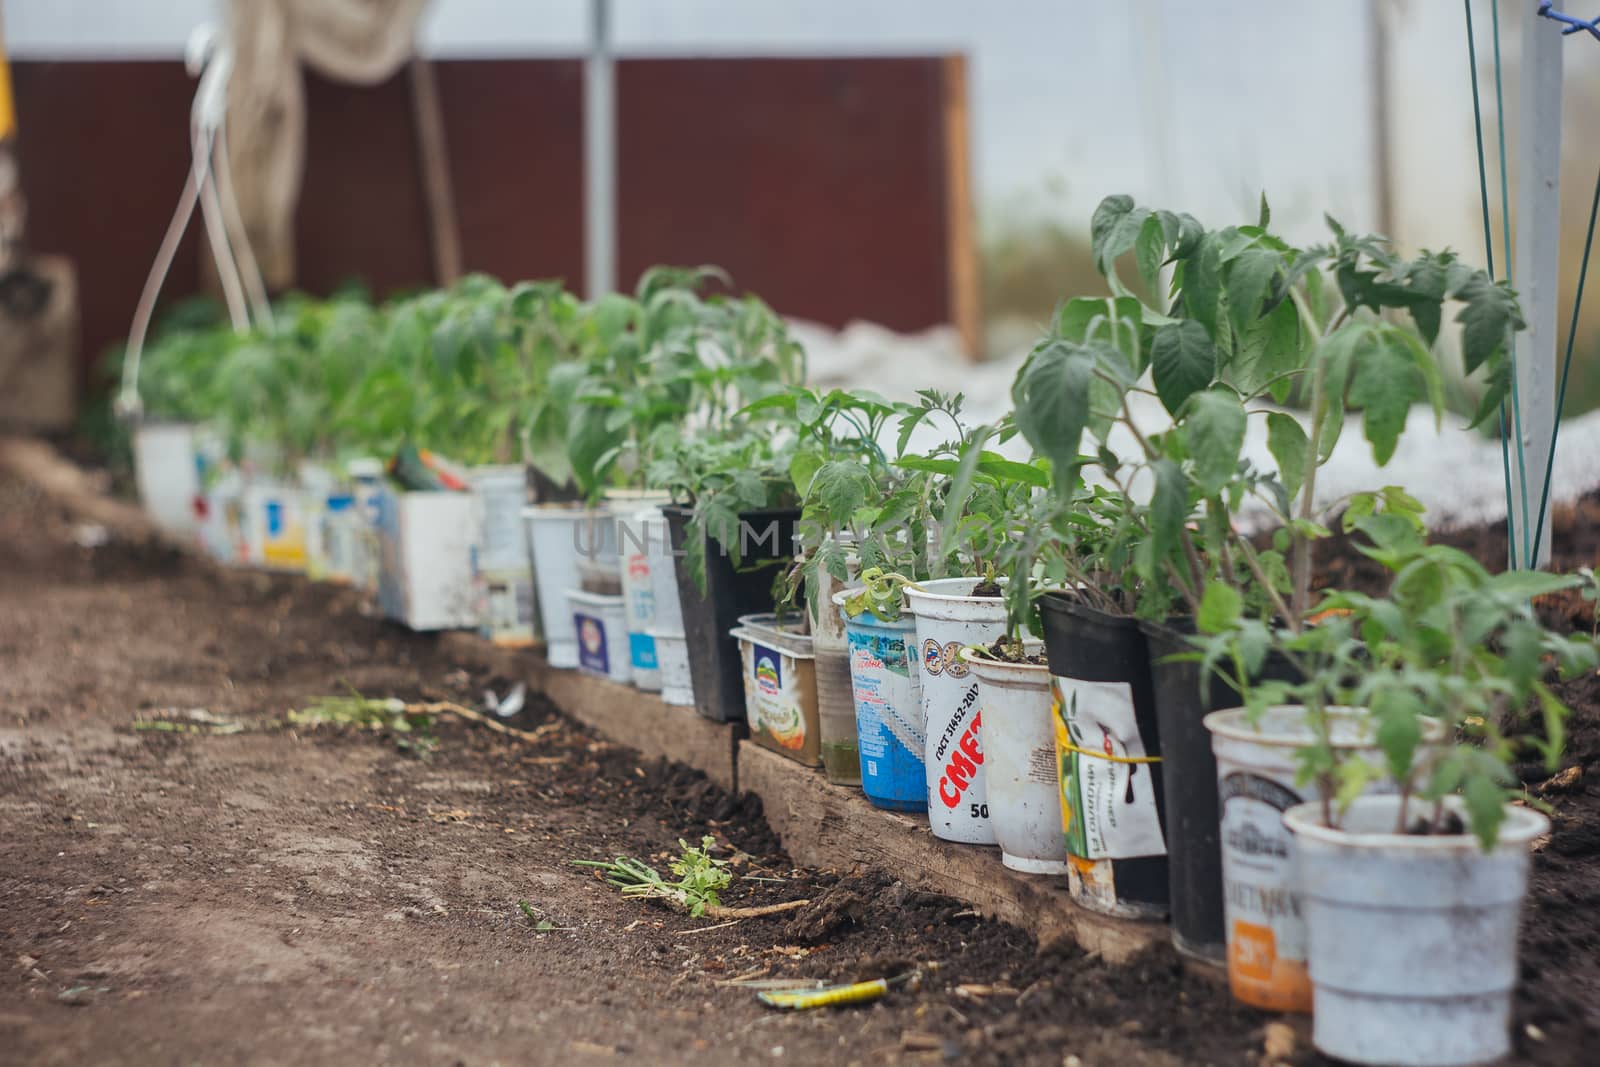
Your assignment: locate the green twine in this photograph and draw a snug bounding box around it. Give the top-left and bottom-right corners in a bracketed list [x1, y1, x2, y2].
[1465, 0, 1522, 568]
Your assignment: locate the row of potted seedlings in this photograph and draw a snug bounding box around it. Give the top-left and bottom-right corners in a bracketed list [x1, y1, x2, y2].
[122, 197, 1593, 1067]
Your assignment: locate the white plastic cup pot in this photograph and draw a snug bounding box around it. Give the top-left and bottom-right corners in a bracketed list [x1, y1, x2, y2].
[199, 462, 249, 564]
[807, 544, 862, 785]
[961, 647, 1066, 874]
[1204, 705, 1443, 1013]
[469, 465, 529, 569]
[1286, 796, 1547, 1067]
[347, 457, 386, 594]
[132, 422, 202, 537]
[649, 627, 695, 706]
[524, 504, 595, 669]
[373, 487, 480, 631]
[244, 481, 309, 571]
[567, 588, 632, 683]
[617, 507, 664, 691]
[646, 505, 687, 634]
[904, 578, 1009, 845]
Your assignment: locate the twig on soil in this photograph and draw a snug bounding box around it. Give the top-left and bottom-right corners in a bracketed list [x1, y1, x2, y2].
[679, 918, 744, 934]
[413, 701, 562, 745]
[702, 899, 811, 920]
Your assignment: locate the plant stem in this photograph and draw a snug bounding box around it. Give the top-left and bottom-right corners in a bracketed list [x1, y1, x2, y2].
[1164, 560, 1202, 613]
[1179, 530, 1208, 602]
[1292, 357, 1328, 624]
[1232, 533, 1298, 629]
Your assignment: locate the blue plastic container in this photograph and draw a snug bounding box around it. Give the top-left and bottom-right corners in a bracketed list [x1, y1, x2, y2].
[835, 592, 927, 812]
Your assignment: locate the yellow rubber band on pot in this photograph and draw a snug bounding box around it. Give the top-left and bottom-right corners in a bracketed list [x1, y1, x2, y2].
[1057, 740, 1161, 765]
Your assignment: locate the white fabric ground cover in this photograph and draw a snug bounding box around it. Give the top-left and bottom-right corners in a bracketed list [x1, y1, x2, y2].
[792, 318, 1600, 534]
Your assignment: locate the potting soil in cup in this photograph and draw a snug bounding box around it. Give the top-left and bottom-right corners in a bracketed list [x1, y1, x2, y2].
[568, 589, 631, 683]
[836, 594, 925, 811]
[904, 579, 1009, 845]
[732, 616, 820, 766]
[1202, 706, 1428, 1014]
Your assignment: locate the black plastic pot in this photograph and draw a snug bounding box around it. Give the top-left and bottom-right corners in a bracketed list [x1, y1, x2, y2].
[1038, 593, 1168, 919]
[1141, 618, 1303, 965]
[665, 505, 801, 723]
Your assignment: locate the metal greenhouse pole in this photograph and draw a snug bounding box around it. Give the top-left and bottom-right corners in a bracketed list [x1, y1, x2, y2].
[1510, 0, 1564, 568]
[584, 0, 616, 299]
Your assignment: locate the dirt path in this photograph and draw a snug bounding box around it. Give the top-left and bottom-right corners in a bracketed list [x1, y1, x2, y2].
[0, 471, 1277, 1067]
[6, 464, 1599, 1067]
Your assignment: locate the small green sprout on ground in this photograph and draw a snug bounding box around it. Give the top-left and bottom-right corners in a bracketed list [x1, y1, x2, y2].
[287, 694, 438, 758]
[517, 900, 573, 933]
[132, 708, 244, 735]
[574, 836, 732, 917]
[573, 837, 812, 922]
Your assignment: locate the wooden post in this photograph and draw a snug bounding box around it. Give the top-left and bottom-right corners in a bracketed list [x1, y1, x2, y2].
[941, 54, 981, 361]
[408, 56, 463, 287]
[1511, 0, 1563, 568]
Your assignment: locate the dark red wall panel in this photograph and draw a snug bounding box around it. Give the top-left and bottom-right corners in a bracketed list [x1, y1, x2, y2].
[11, 61, 203, 384]
[12, 56, 952, 399]
[616, 57, 950, 332]
[435, 60, 585, 291]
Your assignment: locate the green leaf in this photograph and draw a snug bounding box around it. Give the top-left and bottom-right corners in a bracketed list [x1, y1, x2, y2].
[1347, 332, 1421, 465]
[1226, 247, 1280, 335]
[1404, 256, 1447, 344]
[1181, 233, 1224, 339]
[810, 461, 875, 526]
[1257, 191, 1271, 230]
[1333, 758, 1379, 815]
[1266, 412, 1309, 501]
[976, 453, 1050, 488]
[1462, 765, 1508, 851]
[1455, 274, 1523, 375]
[1090, 195, 1151, 276]
[1484, 569, 1582, 601]
[1533, 683, 1569, 773]
[1372, 688, 1423, 783]
[1229, 298, 1301, 403]
[1196, 581, 1243, 634]
[1184, 388, 1247, 496]
[1150, 321, 1217, 416]
[1145, 458, 1189, 573]
[1011, 341, 1094, 488]
[789, 449, 824, 497]
[1136, 214, 1167, 293]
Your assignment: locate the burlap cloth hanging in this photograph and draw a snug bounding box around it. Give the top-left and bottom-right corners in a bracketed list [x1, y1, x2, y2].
[224, 0, 430, 289]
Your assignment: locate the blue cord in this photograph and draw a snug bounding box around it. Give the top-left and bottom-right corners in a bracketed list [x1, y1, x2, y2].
[1538, 1, 1600, 40]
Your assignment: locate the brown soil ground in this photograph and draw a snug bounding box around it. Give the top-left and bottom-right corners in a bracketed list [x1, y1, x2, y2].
[1, 462, 1596, 1066]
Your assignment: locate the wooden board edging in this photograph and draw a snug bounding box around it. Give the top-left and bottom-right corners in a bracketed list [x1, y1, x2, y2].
[737, 740, 1164, 963]
[438, 633, 740, 793]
